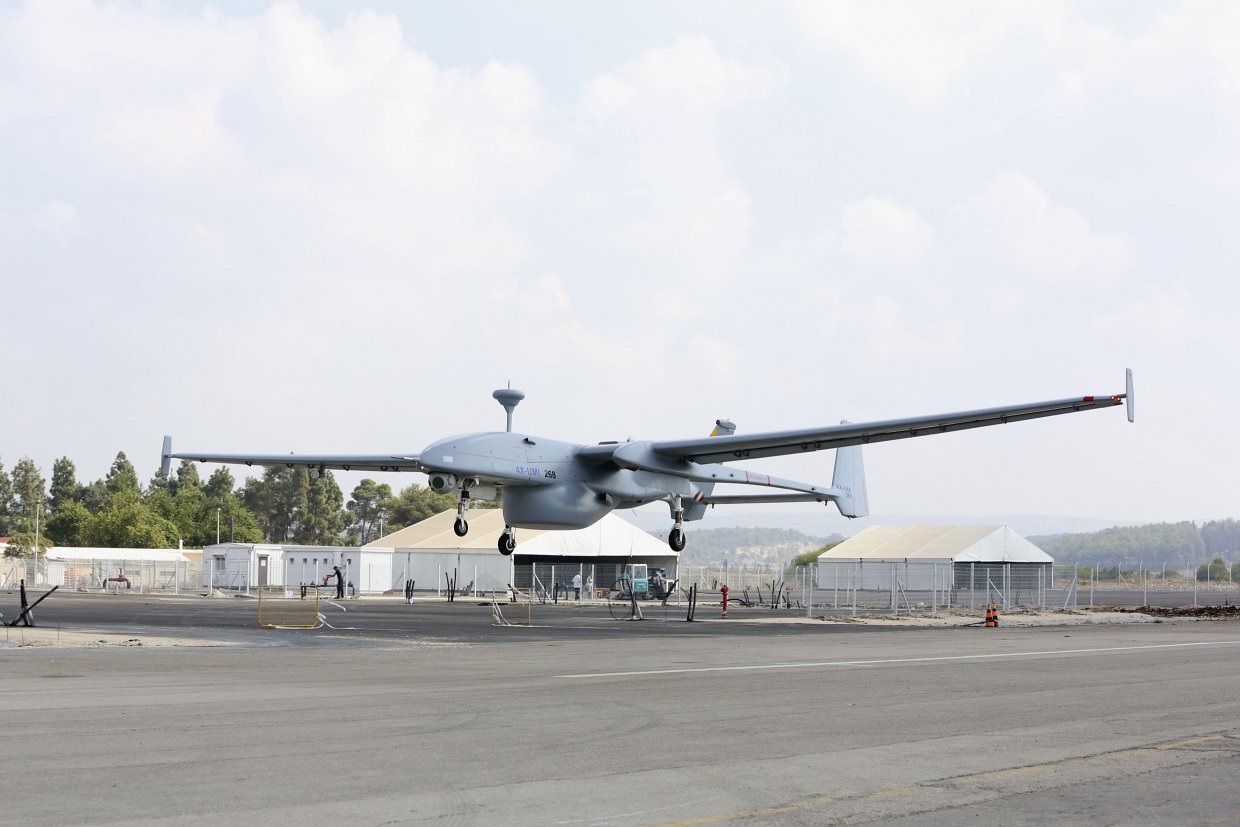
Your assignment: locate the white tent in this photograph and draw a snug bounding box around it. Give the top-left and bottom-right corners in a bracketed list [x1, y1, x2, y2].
[818, 525, 1052, 590]
[30, 547, 191, 591]
[369, 509, 676, 594]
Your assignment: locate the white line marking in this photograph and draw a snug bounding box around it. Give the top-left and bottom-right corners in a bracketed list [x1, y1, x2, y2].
[557, 639, 1240, 679]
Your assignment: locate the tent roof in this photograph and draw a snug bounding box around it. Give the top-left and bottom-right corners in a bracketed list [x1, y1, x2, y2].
[817, 525, 1053, 564]
[368, 509, 674, 559]
[44, 547, 190, 563]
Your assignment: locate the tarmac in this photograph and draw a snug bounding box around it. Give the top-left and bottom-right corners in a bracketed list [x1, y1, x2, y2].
[3, 591, 1239, 825]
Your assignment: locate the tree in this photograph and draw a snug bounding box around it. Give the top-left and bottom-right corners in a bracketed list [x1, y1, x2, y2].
[82, 489, 179, 548]
[0, 459, 12, 536]
[4, 530, 51, 558]
[10, 457, 46, 530]
[43, 501, 92, 547]
[791, 540, 843, 568]
[298, 472, 347, 545]
[1202, 519, 1240, 557]
[1197, 557, 1230, 582]
[241, 468, 309, 543]
[105, 452, 141, 497]
[174, 460, 201, 493]
[346, 479, 391, 545]
[385, 484, 457, 531]
[204, 467, 235, 502]
[48, 457, 82, 514]
[80, 478, 109, 512]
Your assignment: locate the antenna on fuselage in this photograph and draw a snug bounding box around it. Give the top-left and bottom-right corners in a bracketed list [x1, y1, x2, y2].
[493, 387, 525, 433]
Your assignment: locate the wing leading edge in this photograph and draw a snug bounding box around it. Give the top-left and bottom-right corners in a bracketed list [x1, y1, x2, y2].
[161, 439, 421, 478]
[648, 375, 1132, 465]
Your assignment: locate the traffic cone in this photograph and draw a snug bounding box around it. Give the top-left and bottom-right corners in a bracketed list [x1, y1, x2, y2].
[984, 604, 996, 627]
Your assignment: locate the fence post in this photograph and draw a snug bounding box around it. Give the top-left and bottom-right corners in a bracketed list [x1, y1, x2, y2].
[970, 562, 975, 611]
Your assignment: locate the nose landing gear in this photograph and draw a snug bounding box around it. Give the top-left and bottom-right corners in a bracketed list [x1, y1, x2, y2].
[454, 490, 471, 537]
[498, 526, 516, 556]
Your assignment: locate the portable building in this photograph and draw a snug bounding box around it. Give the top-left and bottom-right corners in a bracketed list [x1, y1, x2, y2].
[202, 544, 395, 594]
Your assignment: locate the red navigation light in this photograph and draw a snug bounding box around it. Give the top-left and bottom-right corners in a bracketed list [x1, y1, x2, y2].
[1083, 396, 1095, 402]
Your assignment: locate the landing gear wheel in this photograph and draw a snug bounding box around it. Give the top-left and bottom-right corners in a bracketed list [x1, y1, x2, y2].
[453, 518, 469, 537]
[498, 533, 516, 556]
[668, 528, 686, 552]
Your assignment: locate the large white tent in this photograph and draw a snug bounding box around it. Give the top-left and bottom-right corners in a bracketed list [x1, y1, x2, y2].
[368, 509, 676, 595]
[817, 525, 1053, 591]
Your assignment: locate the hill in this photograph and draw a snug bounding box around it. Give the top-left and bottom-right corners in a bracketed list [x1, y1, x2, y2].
[653, 526, 838, 565]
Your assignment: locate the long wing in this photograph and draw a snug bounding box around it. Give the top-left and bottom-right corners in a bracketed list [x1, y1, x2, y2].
[645, 373, 1133, 465]
[161, 437, 421, 477]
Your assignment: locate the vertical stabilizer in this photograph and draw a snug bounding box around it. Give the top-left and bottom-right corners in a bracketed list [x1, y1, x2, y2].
[684, 419, 735, 521]
[832, 444, 869, 518]
[160, 436, 173, 478]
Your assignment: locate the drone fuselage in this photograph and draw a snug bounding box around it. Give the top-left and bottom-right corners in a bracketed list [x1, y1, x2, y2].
[419, 431, 694, 529]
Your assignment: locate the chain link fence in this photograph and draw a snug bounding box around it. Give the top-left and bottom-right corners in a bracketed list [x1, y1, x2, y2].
[2, 557, 202, 594]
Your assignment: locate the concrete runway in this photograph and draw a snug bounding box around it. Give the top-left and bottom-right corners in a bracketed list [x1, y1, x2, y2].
[4, 594, 1240, 826]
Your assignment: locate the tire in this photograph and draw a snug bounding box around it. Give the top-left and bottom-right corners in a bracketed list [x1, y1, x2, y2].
[453, 518, 468, 537]
[498, 534, 516, 556]
[669, 528, 686, 552]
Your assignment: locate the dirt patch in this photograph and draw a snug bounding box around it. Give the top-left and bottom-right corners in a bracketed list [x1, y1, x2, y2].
[1097, 605, 1240, 619]
[0, 627, 229, 649]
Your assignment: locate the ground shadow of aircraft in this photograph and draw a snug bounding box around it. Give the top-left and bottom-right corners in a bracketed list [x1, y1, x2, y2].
[162, 370, 1134, 555]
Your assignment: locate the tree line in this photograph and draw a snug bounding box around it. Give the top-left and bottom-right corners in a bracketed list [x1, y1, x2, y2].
[1029, 519, 1240, 568]
[0, 452, 493, 556]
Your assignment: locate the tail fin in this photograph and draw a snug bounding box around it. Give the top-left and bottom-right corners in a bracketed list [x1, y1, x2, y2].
[160, 436, 173, 478]
[831, 444, 869, 518]
[684, 419, 735, 521]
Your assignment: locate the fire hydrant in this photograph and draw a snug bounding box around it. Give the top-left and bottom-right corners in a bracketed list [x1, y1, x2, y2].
[721, 584, 729, 619]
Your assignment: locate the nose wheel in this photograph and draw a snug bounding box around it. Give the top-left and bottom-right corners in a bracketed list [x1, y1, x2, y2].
[498, 527, 516, 556]
[453, 518, 468, 537]
[668, 528, 686, 552]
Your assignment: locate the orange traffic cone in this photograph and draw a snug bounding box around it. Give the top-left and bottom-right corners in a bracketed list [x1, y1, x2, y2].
[984, 604, 997, 627]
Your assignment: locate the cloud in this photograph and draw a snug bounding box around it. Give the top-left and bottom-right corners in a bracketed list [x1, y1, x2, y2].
[783, 0, 1064, 106]
[574, 36, 782, 287]
[581, 35, 780, 121]
[838, 197, 933, 263]
[1, 1, 560, 287]
[944, 171, 1133, 285]
[30, 198, 77, 235]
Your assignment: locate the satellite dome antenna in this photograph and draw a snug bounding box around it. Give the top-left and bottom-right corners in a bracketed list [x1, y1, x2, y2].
[493, 385, 525, 433]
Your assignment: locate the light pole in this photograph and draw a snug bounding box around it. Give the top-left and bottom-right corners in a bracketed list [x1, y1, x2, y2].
[216, 507, 221, 545]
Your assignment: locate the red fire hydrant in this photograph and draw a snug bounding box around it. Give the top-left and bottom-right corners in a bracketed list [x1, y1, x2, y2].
[721, 584, 729, 619]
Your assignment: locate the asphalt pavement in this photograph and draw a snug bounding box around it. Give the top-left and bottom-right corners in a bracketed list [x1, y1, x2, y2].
[3, 592, 1239, 826]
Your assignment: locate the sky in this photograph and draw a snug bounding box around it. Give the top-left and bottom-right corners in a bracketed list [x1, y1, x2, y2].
[1, 0, 1237, 531]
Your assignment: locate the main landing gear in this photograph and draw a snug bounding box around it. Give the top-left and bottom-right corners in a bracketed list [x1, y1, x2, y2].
[668, 497, 686, 551]
[498, 526, 516, 556]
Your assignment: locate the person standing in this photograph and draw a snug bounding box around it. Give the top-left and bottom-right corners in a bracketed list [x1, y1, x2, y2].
[571, 571, 582, 601]
[331, 565, 345, 599]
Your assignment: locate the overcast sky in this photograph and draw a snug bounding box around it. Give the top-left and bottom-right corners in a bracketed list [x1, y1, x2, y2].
[2, 1, 1236, 529]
